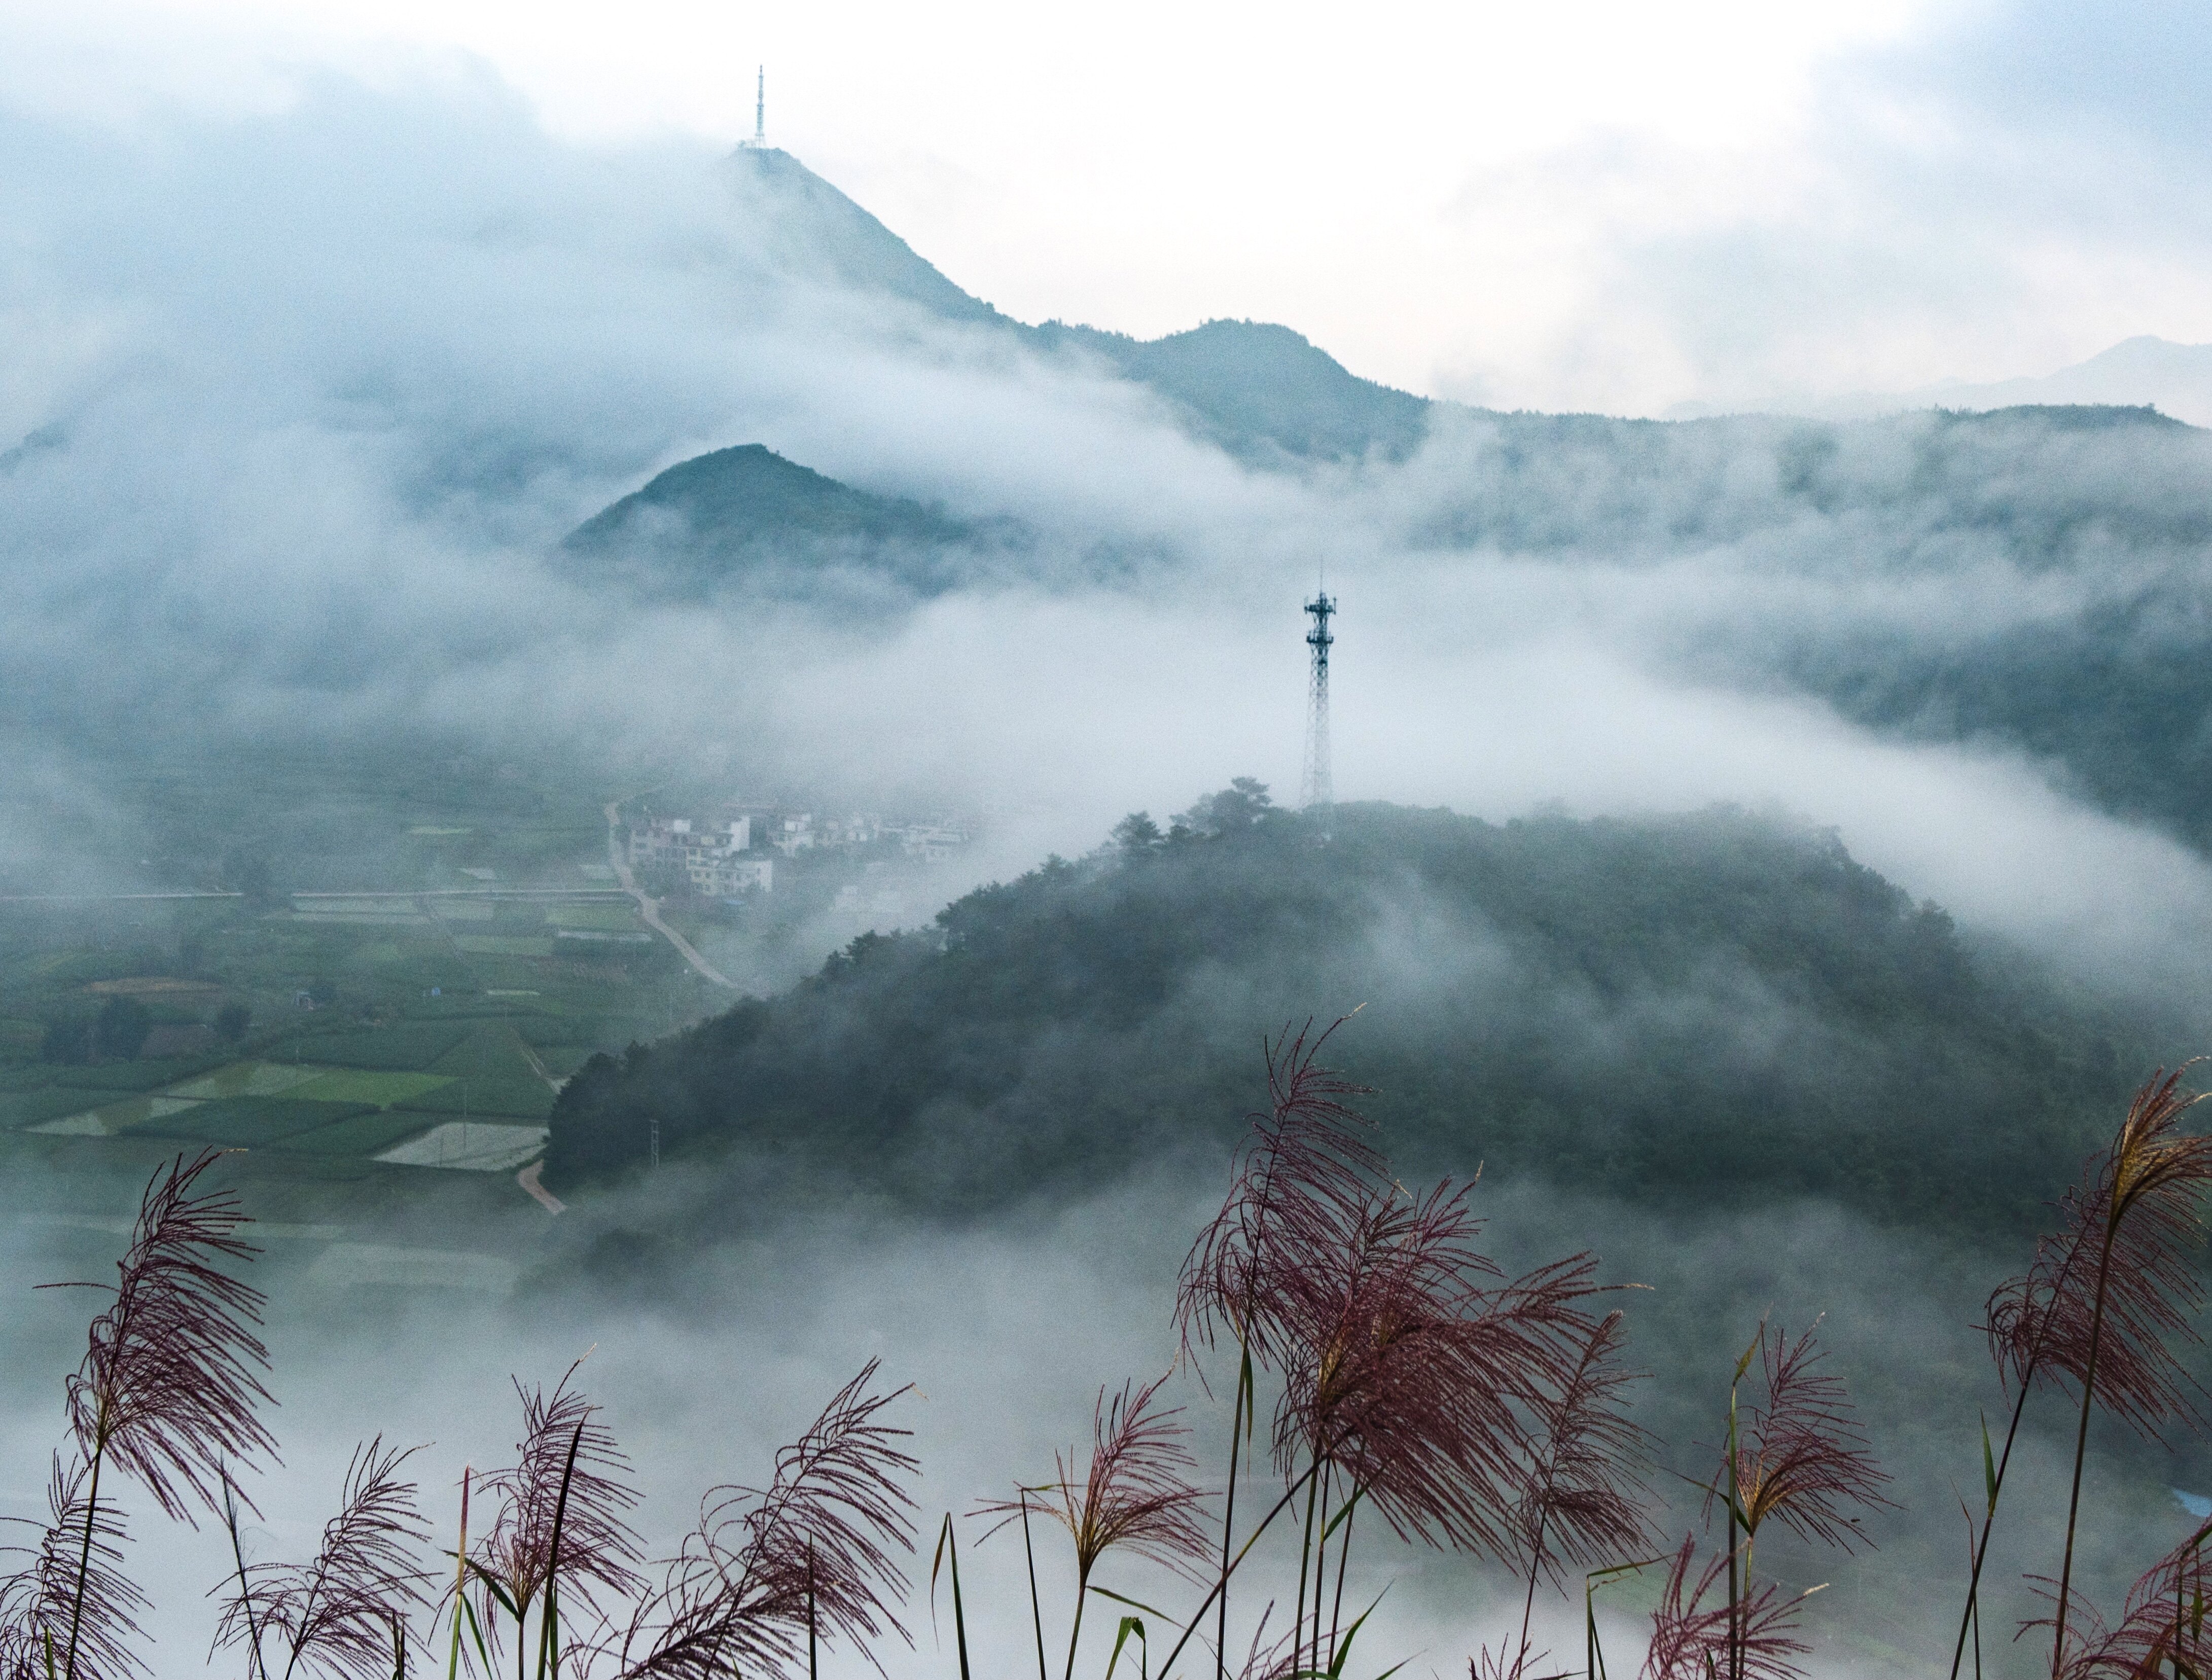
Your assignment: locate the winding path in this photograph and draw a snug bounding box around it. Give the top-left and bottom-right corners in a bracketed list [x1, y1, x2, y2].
[602, 801, 738, 989]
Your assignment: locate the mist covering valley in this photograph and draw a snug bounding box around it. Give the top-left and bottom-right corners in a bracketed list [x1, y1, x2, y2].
[11, 51, 2212, 1680]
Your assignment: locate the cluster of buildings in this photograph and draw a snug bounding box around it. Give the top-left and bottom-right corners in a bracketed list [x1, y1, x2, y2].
[626, 816, 775, 898]
[626, 804, 972, 899]
[743, 809, 970, 863]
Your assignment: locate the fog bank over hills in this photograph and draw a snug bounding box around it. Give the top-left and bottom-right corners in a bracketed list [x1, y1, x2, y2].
[12, 54, 2212, 1680]
[9, 69, 2212, 1016]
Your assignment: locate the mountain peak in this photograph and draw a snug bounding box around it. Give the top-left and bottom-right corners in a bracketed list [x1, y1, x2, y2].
[558, 443, 992, 602]
[716, 150, 1430, 464]
[724, 147, 1002, 326]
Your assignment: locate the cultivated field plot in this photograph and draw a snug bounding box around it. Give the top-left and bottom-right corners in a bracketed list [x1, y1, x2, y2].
[168, 1060, 336, 1098]
[0, 1087, 115, 1128]
[49, 1059, 228, 1092]
[545, 902, 643, 931]
[376, 1122, 549, 1172]
[8, 1038, 545, 1163]
[451, 935, 556, 957]
[285, 1068, 451, 1105]
[279, 1110, 446, 1157]
[284, 910, 435, 926]
[393, 1082, 552, 1119]
[137, 1096, 376, 1147]
[306, 1025, 470, 1069]
[29, 1094, 204, 1137]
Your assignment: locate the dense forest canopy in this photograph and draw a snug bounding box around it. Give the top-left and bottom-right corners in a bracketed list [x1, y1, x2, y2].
[548, 786, 2139, 1238]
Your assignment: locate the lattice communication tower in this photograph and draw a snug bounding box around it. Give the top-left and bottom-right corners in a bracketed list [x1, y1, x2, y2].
[1302, 588, 1335, 808]
[741, 66, 766, 148]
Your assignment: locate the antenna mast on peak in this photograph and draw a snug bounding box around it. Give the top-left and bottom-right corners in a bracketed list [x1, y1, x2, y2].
[741, 65, 766, 148]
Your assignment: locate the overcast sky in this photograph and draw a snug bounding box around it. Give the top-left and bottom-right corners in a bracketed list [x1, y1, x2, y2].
[6, 0, 2211, 414]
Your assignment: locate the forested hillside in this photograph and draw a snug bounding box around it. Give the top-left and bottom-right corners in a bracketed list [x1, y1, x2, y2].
[558, 443, 1022, 603]
[547, 786, 2141, 1234]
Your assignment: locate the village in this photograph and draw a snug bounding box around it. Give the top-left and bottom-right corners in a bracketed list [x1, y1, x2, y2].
[0, 764, 984, 1226]
[621, 801, 973, 901]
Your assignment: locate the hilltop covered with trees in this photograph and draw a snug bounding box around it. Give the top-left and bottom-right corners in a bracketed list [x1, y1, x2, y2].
[546, 785, 2142, 1237]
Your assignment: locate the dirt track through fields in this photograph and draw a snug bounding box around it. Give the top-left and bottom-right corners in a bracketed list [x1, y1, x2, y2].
[602, 801, 737, 989]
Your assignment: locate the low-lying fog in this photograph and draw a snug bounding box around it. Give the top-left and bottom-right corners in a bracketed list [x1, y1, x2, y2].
[8, 49, 2212, 1680]
[0, 1152, 2196, 1679]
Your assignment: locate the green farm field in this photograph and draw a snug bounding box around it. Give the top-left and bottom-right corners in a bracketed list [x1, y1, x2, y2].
[134, 1096, 378, 1148]
[0, 750, 889, 1229]
[287, 1068, 453, 1105]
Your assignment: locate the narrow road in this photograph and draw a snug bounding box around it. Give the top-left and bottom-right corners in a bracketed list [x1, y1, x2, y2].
[516, 1160, 566, 1214]
[0, 891, 245, 903]
[602, 801, 738, 989]
[510, 1037, 570, 1213]
[515, 1035, 563, 1094]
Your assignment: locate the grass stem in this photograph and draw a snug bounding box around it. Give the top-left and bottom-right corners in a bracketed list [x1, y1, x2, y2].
[1022, 1500, 1049, 1680]
[1216, 1345, 1250, 1680]
[1329, 1488, 1355, 1674]
[61, 1413, 110, 1680]
[448, 1471, 470, 1680]
[2051, 1226, 2121, 1676]
[1154, 1462, 1321, 1680]
[532, 1423, 586, 1680]
[223, 1467, 267, 1680]
[1950, 1382, 2032, 1680]
[1063, 1564, 1089, 1680]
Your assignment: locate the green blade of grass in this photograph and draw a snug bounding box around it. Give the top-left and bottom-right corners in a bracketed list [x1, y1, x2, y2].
[1105, 1617, 1145, 1680]
[460, 1595, 493, 1678]
[1088, 1585, 1173, 1620]
[930, 1514, 973, 1680]
[1322, 1488, 1366, 1545]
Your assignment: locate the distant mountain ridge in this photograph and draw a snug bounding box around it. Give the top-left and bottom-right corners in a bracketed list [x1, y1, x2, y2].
[1032, 318, 1432, 465]
[1671, 337, 2212, 428]
[1888, 338, 2212, 427]
[722, 148, 2208, 463]
[725, 147, 1435, 468]
[559, 153, 2212, 872]
[554, 150, 1445, 598]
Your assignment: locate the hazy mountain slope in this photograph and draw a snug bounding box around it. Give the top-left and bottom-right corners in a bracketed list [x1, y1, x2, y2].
[1411, 403, 2200, 556]
[1779, 583, 2212, 846]
[724, 147, 1429, 464]
[1034, 318, 1432, 464]
[1799, 337, 2212, 428]
[1733, 408, 2212, 846]
[546, 789, 2140, 1234]
[557, 443, 1015, 602]
[726, 147, 1006, 327]
[1402, 403, 2212, 846]
[586, 154, 2212, 860]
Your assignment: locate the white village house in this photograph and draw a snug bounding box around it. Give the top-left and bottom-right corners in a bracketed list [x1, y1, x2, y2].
[627, 815, 774, 895]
